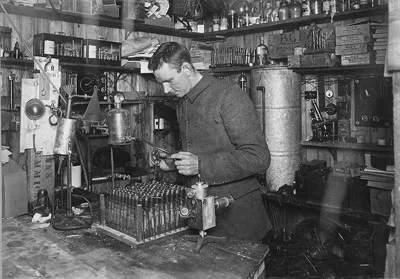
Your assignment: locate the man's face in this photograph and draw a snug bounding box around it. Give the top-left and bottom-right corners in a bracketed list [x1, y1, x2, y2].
[154, 63, 191, 98]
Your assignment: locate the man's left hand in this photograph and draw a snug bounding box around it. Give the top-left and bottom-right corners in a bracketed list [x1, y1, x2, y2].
[171, 151, 199, 176]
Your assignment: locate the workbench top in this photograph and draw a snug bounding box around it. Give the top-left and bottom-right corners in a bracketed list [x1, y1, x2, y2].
[2, 216, 268, 279]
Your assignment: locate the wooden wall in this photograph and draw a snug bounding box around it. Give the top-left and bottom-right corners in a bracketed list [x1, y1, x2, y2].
[0, 8, 392, 170]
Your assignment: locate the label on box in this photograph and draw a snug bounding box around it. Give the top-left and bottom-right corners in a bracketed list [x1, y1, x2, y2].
[335, 23, 370, 37]
[341, 53, 371, 66]
[336, 34, 371, 45]
[335, 43, 369, 55]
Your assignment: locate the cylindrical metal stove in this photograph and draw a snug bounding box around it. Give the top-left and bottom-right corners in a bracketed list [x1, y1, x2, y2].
[250, 67, 302, 191]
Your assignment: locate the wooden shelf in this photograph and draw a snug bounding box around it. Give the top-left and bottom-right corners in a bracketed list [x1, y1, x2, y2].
[292, 64, 386, 74]
[301, 140, 393, 152]
[196, 4, 388, 41]
[0, 3, 201, 39]
[0, 57, 141, 73]
[0, 3, 388, 41]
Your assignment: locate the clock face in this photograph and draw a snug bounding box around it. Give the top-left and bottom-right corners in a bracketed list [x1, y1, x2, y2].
[79, 76, 95, 94]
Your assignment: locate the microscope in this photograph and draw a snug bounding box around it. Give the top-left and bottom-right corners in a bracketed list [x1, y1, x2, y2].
[180, 181, 234, 253]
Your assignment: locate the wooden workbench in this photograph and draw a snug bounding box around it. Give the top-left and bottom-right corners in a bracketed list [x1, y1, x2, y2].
[2, 216, 268, 279]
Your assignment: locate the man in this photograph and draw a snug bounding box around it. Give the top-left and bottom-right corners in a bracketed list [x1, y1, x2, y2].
[148, 42, 272, 242]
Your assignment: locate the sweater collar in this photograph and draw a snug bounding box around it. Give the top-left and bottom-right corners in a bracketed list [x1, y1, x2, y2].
[185, 73, 214, 103]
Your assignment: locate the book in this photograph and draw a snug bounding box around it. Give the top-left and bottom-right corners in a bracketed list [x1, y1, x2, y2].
[372, 33, 388, 39]
[373, 45, 387, 50]
[375, 38, 388, 43]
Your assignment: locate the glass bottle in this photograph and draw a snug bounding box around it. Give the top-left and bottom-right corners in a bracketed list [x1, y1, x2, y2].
[323, 0, 331, 13]
[212, 14, 220, 32]
[278, 1, 290, 21]
[272, 0, 282, 21]
[289, 0, 302, 18]
[310, 0, 322, 14]
[258, 0, 266, 24]
[351, 0, 360, 9]
[0, 44, 3, 57]
[265, 1, 273, 22]
[13, 42, 21, 59]
[302, 0, 311, 16]
[254, 36, 269, 66]
[228, 10, 238, 29]
[3, 47, 10, 58]
[220, 10, 228, 30]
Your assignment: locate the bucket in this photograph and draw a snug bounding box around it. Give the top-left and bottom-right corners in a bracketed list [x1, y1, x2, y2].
[250, 67, 302, 191]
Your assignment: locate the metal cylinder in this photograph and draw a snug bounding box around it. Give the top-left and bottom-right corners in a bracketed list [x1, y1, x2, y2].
[191, 181, 208, 199]
[107, 106, 132, 145]
[54, 118, 77, 155]
[250, 67, 302, 191]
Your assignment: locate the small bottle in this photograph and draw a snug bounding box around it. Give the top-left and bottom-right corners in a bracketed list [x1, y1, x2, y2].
[311, 0, 323, 14]
[3, 47, 10, 58]
[271, 0, 281, 21]
[278, 1, 290, 21]
[13, 42, 21, 59]
[323, 0, 331, 14]
[265, 1, 273, 22]
[0, 44, 3, 57]
[302, 0, 311, 16]
[351, 0, 360, 9]
[255, 36, 269, 66]
[212, 14, 220, 32]
[289, 0, 302, 18]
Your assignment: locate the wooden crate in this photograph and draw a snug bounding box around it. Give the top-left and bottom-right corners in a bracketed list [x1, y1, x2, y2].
[367, 181, 393, 216]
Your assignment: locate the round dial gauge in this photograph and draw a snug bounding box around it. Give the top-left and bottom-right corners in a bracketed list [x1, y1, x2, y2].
[79, 76, 94, 94]
[325, 89, 334, 98]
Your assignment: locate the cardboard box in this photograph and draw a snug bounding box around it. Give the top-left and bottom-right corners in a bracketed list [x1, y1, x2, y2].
[25, 150, 55, 213]
[336, 34, 371, 45]
[335, 22, 371, 37]
[367, 180, 393, 216]
[333, 161, 362, 177]
[335, 43, 369, 55]
[341, 53, 371, 66]
[2, 159, 28, 217]
[287, 53, 339, 68]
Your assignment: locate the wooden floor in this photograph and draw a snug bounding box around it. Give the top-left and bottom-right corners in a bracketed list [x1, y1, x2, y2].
[2, 215, 268, 279]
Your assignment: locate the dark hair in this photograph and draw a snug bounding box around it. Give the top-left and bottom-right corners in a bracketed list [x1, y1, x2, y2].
[148, 42, 192, 71]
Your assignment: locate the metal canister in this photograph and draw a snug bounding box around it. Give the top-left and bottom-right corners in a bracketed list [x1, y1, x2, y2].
[54, 118, 77, 155]
[107, 103, 132, 145]
[250, 67, 302, 191]
[191, 181, 208, 199]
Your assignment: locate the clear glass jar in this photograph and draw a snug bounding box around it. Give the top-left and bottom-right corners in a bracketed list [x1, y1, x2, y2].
[278, 1, 290, 21]
[310, 0, 323, 14]
[289, 0, 302, 18]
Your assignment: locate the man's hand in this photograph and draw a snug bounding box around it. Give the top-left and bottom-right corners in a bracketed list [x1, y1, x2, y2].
[158, 151, 176, 171]
[171, 151, 199, 176]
